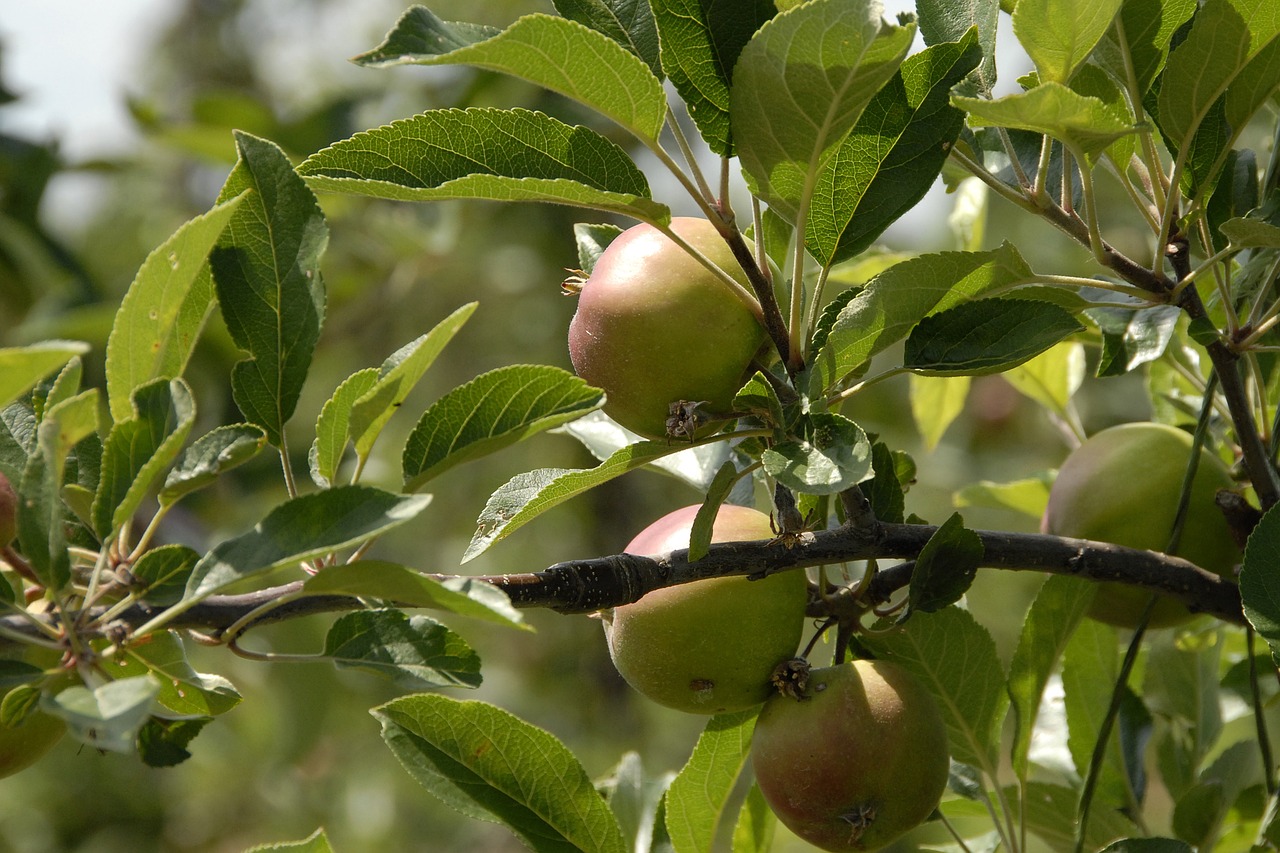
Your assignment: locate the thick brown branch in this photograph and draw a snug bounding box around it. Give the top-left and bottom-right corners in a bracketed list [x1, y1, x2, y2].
[3, 523, 1243, 645]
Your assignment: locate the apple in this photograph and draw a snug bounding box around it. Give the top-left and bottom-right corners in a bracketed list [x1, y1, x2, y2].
[751, 659, 949, 852]
[567, 217, 767, 439]
[602, 504, 807, 714]
[1041, 422, 1240, 627]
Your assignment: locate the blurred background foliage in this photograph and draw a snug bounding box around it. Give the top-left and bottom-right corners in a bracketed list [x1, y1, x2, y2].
[0, 1, 1154, 850]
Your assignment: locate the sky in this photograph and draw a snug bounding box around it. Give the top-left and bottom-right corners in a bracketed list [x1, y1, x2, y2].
[1, 1, 1014, 235]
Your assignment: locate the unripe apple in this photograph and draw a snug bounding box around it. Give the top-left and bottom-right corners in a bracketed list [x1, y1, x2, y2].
[602, 504, 806, 714]
[1041, 422, 1240, 628]
[568, 217, 767, 439]
[0, 472, 16, 547]
[751, 659, 949, 852]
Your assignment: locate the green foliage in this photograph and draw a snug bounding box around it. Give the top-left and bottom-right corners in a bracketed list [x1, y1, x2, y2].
[6, 0, 1280, 849]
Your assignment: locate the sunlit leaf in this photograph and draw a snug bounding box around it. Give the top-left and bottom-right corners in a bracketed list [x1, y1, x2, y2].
[402, 364, 603, 491]
[1007, 575, 1094, 779]
[300, 109, 668, 223]
[808, 243, 1034, 398]
[184, 486, 433, 600]
[553, 0, 661, 76]
[0, 342, 90, 411]
[93, 378, 196, 538]
[356, 9, 667, 143]
[808, 32, 981, 265]
[375, 694, 628, 853]
[909, 374, 970, 451]
[350, 303, 479, 459]
[731, 0, 915, 223]
[651, 0, 774, 155]
[104, 193, 244, 422]
[1012, 0, 1122, 83]
[665, 709, 757, 853]
[955, 83, 1136, 158]
[303, 561, 528, 631]
[464, 439, 700, 562]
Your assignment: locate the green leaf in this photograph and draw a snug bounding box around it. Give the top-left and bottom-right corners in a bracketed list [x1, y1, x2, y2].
[211, 131, 327, 447]
[555, 411, 733, 495]
[374, 694, 628, 853]
[761, 412, 873, 496]
[1007, 575, 1095, 779]
[464, 439, 700, 562]
[807, 32, 982, 265]
[1002, 341, 1086, 412]
[1241, 502, 1280, 661]
[16, 390, 100, 591]
[184, 486, 433, 600]
[916, 0, 999, 92]
[1157, 0, 1280, 155]
[356, 9, 667, 143]
[1143, 630, 1223, 789]
[905, 512, 983, 617]
[0, 341, 91, 410]
[732, 372, 785, 429]
[92, 378, 196, 537]
[1220, 216, 1280, 249]
[1098, 0, 1196, 101]
[688, 463, 738, 563]
[1063, 619, 1131, 810]
[136, 717, 209, 768]
[909, 374, 970, 451]
[129, 544, 200, 605]
[42, 675, 159, 754]
[402, 365, 604, 491]
[351, 304, 478, 460]
[904, 298, 1085, 376]
[1007, 781, 1138, 850]
[863, 442, 906, 524]
[651, 0, 775, 155]
[1172, 741, 1256, 848]
[309, 368, 379, 488]
[595, 753, 670, 853]
[322, 609, 482, 689]
[953, 473, 1053, 520]
[300, 109, 668, 223]
[862, 606, 1007, 772]
[731, 0, 915, 223]
[244, 829, 333, 853]
[808, 243, 1034, 398]
[159, 423, 267, 506]
[1012, 0, 1122, 83]
[730, 784, 776, 853]
[553, 0, 661, 76]
[109, 631, 241, 717]
[956, 83, 1136, 158]
[302, 561, 529, 631]
[1089, 304, 1181, 377]
[104, 193, 245, 422]
[573, 222, 623, 276]
[664, 709, 757, 853]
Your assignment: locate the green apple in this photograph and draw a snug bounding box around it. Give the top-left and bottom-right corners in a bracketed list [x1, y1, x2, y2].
[1041, 422, 1240, 627]
[568, 217, 766, 439]
[602, 504, 806, 714]
[751, 659, 949, 852]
